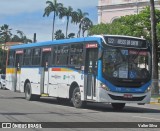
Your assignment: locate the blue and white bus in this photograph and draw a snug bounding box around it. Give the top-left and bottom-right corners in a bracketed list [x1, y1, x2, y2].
[6, 35, 151, 110]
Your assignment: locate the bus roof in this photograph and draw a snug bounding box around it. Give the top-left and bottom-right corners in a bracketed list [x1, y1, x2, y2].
[9, 36, 101, 50]
[9, 35, 146, 50]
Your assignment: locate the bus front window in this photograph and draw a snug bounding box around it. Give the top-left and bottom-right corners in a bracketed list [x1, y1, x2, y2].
[102, 47, 151, 83]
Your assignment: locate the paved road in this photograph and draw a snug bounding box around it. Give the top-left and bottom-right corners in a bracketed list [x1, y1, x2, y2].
[0, 89, 160, 131]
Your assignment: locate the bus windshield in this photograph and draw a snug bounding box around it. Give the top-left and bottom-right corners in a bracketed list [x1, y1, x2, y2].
[102, 47, 151, 81]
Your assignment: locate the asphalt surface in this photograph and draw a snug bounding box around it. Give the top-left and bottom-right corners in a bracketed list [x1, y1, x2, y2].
[0, 89, 160, 131]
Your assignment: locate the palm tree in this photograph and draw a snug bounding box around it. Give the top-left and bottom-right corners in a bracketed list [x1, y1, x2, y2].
[0, 24, 12, 43]
[76, 9, 89, 37]
[0, 24, 12, 74]
[16, 30, 32, 43]
[11, 35, 21, 42]
[68, 33, 75, 38]
[59, 6, 75, 38]
[43, 0, 63, 40]
[81, 17, 93, 37]
[54, 29, 65, 40]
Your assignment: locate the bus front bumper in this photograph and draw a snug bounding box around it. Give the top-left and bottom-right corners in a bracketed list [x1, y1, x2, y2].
[97, 87, 151, 104]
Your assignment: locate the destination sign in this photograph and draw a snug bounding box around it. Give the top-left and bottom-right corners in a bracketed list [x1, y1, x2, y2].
[104, 36, 147, 48]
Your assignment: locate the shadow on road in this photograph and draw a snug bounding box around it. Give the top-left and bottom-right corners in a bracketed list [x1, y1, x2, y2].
[0, 96, 25, 99]
[38, 97, 160, 113]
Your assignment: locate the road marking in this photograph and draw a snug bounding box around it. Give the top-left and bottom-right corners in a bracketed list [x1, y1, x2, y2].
[133, 116, 160, 121]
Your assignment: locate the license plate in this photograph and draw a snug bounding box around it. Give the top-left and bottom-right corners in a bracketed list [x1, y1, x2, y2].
[123, 94, 133, 98]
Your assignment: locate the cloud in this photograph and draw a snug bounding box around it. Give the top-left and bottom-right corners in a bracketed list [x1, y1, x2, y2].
[58, 0, 98, 9]
[0, 0, 46, 16]
[0, 0, 98, 42]
[0, 0, 97, 16]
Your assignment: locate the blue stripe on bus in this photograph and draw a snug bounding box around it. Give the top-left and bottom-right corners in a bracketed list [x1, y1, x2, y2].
[10, 37, 101, 50]
[98, 76, 151, 93]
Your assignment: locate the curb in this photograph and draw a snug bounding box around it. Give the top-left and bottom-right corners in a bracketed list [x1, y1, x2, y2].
[150, 98, 160, 105]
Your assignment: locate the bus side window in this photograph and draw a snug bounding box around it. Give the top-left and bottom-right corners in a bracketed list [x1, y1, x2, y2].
[70, 43, 83, 66]
[52, 47, 56, 65]
[56, 45, 69, 65]
[32, 48, 41, 65]
[8, 51, 15, 66]
[23, 49, 32, 66]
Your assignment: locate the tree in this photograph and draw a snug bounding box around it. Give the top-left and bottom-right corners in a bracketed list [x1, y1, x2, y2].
[11, 35, 21, 42]
[89, 6, 160, 42]
[68, 33, 75, 38]
[16, 30, 32, 43]
[0, 24, 12, 74]
[0, 24, 12, 43]
[43, 0, 63, 40]
[150, 0, 159, 95]
[0, 48, 3, 73]
[81, 17, 93, 37]
[76, 9, 89, 37]
[59, 6, 75, 38]
[54, 29, 65, 40]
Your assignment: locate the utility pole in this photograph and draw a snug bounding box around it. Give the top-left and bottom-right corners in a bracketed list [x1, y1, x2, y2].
[150, 0, 159, 96]
[33, 33, 36, 43]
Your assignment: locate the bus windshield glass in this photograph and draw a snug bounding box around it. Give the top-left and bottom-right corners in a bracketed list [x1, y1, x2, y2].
[102, 47, 151, 80]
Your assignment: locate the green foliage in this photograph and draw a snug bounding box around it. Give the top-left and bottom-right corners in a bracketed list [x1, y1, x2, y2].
[68, 33, 75, 38]
[43, 1, 93, 38]
[43, 0, 64, 40]
[0, 48, 6, 74]
[0, 24, 31, 73]
[89, 7, 160, 42]
[54, 29, 65, 40]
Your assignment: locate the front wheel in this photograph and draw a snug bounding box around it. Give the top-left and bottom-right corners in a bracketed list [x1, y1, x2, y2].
[111, 103, 125, 110]
[72, 87, 86, 108]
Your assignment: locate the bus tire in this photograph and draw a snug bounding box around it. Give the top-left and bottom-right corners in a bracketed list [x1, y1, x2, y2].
[111, 103, 125, 110]
[25, 83, 35, 101]
[72, 87, 86, 108]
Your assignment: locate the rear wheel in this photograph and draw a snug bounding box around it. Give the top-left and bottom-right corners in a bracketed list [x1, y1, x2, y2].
[25, 83, 40, 101]
[72, 87, 86, 108]
[111, 103, 125, 110]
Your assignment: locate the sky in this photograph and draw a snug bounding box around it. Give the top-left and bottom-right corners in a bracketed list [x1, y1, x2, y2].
[0, 0, 98, 42]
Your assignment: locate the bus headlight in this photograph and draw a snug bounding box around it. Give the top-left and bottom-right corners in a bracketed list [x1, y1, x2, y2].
[145, 87, 151, 93]
[100, 83, 110, 91]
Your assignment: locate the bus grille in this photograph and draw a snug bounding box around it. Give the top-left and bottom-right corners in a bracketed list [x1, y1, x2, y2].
[108, 94, 146, 101]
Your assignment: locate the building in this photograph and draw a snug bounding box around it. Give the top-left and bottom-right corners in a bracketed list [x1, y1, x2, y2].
[98, 0, 160, 24]
[0, 42, 22, 50]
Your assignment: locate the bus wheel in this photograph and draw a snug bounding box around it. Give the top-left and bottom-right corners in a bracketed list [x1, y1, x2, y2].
[25, 83, 34, 101]
[111, 103, 125, 110]
[0, 83, 2, 89]
[25, 83, 40, 101]
[72, 87, 86, 108]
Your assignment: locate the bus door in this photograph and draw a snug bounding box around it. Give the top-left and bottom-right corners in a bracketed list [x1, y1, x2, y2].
[85, 44, 98, 100]
[15, 50, 23, 92]
[41, 47, 51, 94]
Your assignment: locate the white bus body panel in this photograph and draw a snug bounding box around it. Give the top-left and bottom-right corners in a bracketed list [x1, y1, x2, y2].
[20, 68, 41, 95]
[47, 68, 84, 99]
[6, 68, 16, 91]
